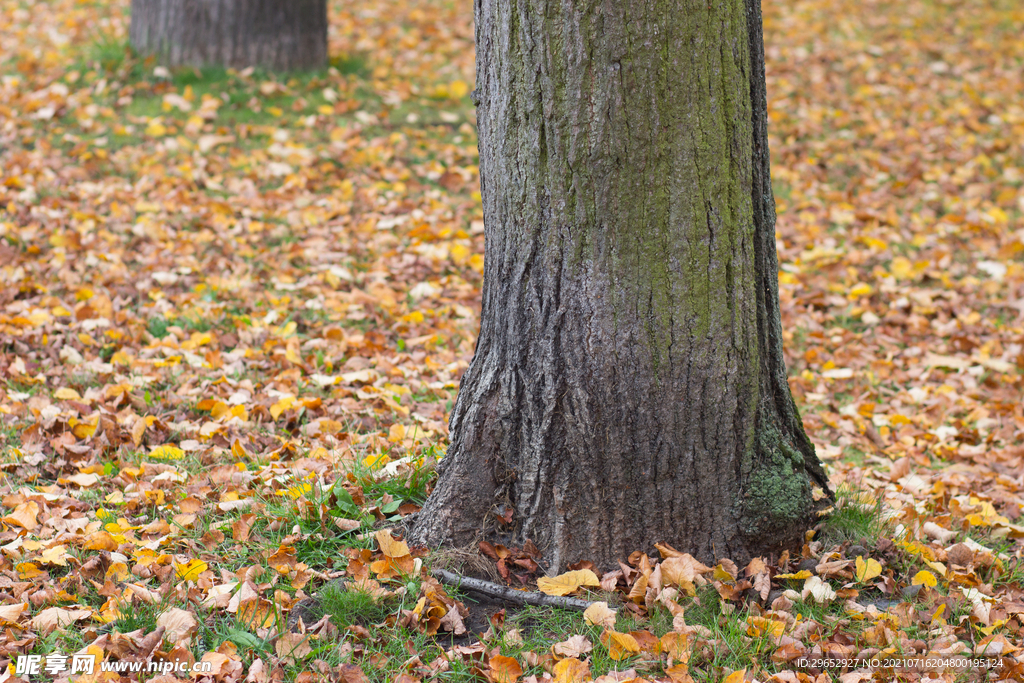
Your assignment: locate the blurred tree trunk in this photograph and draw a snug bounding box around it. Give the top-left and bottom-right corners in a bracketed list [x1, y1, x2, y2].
[130, 0, 327, 71]
[411, 0, 833, 571]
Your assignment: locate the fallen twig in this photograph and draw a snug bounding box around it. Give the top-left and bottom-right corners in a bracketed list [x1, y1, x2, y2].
[431, 568, 593, 612]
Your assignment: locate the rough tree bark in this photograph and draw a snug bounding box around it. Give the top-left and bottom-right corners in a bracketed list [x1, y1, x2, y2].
[129, 0, 327, 72]
[411, 0, 834, 572]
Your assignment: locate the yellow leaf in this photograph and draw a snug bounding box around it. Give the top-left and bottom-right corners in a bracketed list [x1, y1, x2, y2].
[270, 396, 296, 419]
[150, 444, 184, 460]
[375, 529, 411, 559]
[231, 439, 249, 460]
[713, 564, 736, 581]
[912, 570, 937, 587]
[388, 423, 406, 442]
[131, 417, 147, 447]
[537, 569, 601, 597]
[774, 570, 812, 580]
[449, 242, 471, 264]
[552, 658, 591, 683]
[890, 256, 913, 279]
[746, 616, 785, 638]
[106, 562, 129, 581]
[16, 562, 44, 579]
[363, 452, 390, 469]
[39, 545, 69, 566]
[146, 121, 168, 137]
[855, 556, 883, 583]
[449, 80, 470, 99]
[848, 282, 873, 298]
[54, 387, 81, 400]
[601, 629, 640, 661]
[722, 670, 747, 683]
[175, 559, 209, 582]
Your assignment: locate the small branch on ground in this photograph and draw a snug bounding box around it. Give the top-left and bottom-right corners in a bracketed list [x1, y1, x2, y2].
[431, 568, 593, 611]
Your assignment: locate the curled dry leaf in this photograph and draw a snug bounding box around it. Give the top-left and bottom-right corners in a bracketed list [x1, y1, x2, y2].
[802, 576, 838, 603]
[551, 634, 593, 659]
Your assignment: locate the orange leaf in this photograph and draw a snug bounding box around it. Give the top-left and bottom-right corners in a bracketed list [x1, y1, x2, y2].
[488, 655, 522, 683]
[552, 658, 591, 683]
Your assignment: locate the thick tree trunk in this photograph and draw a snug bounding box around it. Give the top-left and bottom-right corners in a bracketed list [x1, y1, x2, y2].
[411, 0, 833, 572]
[129, 0, 327, 72]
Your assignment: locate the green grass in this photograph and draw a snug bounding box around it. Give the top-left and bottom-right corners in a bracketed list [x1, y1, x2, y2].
[318, 582, 399, 628]
[815, 483, 890, 547]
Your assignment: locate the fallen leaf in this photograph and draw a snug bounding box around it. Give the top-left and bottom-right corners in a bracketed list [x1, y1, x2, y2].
[537, 569, 600, 597]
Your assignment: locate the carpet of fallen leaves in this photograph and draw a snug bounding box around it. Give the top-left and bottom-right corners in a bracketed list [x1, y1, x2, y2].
[0, 0, 1022, 681]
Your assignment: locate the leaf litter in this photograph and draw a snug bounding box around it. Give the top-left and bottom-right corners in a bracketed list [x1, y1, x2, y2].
[0, 0, 1022, 681]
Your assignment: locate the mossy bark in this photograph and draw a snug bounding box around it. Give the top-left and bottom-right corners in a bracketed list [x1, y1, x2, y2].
[411, 0, 833, 571]
[129, 0, 327, 72]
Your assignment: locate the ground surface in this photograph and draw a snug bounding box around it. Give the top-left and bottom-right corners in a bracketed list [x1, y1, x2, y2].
[0, 0, 1022, 682]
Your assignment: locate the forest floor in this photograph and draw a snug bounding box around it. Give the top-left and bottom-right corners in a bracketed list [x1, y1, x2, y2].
[1, 0, 1023, 682]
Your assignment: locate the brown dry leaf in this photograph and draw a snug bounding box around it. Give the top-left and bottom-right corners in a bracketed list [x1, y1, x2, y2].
[664, 664, 695, 683]
[275, 632, 314, 663]
[659, 556, 698, 595]
[157, 607, 198, 647]
[232, 513, 255, 541]
[0, 603, 28, 625]
[337, 664, 370, 683]
[551, 635, 593, 659]
[536, 569, 600, 597]
[245, 658, 269, 683]
[31, 606, 92, 633]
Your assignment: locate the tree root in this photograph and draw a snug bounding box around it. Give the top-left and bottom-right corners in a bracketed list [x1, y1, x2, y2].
[431, 568, 593, 612]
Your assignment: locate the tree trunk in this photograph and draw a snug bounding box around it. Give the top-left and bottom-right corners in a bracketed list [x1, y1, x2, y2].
[129, 0, 327, 72]
[411, 0, 833, 572]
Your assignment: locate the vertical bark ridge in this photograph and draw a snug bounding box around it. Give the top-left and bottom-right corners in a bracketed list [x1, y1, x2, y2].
[413, 0, 831, 571]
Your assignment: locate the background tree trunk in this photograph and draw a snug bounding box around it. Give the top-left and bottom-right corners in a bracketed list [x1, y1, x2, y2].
[411, 0, 833, 572]
[130, 0, 327, 72]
